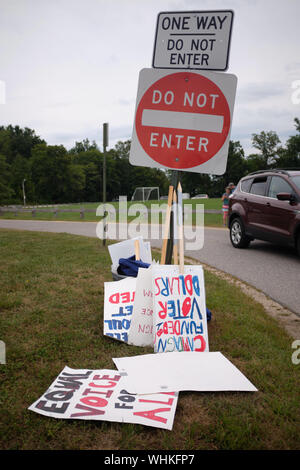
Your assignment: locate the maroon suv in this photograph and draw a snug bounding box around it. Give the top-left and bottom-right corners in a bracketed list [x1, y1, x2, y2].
[228, 169, 300, 256]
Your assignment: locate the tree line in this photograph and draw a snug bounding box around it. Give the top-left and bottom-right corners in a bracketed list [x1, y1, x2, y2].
[0, 118, 299, 205]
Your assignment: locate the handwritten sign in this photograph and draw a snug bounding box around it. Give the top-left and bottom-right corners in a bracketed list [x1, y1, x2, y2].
[104, 277, 137, 343]
[152, 265, 209, 353]
[127, 267, 154, 347]
[28, 366, 179, 430]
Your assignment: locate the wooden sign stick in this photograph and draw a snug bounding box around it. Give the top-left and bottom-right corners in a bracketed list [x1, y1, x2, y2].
[161, 185, 174, 265]
[177, 182, 184, 274]
[172, 189, 179, 265]
[134, 239, 140, 261]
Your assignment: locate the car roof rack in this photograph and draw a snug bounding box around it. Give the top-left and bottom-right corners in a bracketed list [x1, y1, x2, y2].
[248, 168, 292, 176]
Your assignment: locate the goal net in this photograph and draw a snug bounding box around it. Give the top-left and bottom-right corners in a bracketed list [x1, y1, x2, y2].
[131, 187, 160, 201]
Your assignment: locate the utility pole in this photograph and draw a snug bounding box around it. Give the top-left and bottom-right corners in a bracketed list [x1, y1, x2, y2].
[102, 123, 109, 246]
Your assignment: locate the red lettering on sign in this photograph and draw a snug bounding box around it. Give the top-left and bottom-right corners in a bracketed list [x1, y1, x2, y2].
[109, 293, 134, 304]
[70, 404, 105, 418]
[138, 397, 174, 406]
[158, 301, 167, 319]
[80, 396, 108, 408]
[133, 408, 170, 424]
[182, 297, 191, 317]
[194, 334, 206, 352]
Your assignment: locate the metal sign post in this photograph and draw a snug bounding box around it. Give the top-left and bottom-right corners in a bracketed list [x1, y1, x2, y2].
[129, 9, 236, 264]
[102, 122, 109, 246]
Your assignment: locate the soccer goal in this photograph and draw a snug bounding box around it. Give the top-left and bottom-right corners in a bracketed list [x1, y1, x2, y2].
[131, 187, 160, 202]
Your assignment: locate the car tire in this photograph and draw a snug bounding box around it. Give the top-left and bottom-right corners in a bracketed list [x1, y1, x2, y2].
[230, 217, 251, 249]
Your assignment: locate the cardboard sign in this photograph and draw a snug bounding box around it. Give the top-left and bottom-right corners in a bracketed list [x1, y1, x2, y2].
[129, 68, 237, 175]
[28, 366, 179, 430]
[113, 352, 258, 394]
[127, 267, 154, 347]
[152, 265, 209, 353]
[152, 10, 234, 71]
[104, 277, 137, 343]
[108, 237, 152, 274]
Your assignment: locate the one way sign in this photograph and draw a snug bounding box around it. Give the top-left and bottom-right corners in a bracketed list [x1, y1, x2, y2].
[129, 68, 237, 175]
[152, 10, 234, 71]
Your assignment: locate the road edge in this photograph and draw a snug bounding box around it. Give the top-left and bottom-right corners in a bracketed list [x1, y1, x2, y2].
[184, 254, 300, 340]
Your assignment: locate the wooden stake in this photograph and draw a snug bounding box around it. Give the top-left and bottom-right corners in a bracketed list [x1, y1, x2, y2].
[134, 239, 140, 261]
[161, 185, 174, 265]
[177, 182, 184, 274]
[172, 190, 178, 265]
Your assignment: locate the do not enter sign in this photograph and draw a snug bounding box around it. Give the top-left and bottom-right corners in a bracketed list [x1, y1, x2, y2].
[130, 68, 237, 175]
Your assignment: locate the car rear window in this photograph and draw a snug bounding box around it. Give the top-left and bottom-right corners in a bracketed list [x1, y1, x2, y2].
[250, 177, 268, 196]
[240, 178, 253, 193]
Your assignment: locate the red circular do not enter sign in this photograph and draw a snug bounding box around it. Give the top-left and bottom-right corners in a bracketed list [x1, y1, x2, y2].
[135, 72, 231, 169]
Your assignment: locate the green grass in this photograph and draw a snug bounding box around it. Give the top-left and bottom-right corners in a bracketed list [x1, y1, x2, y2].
[0, 229, 299, 450]
[0, 198, 224, 227]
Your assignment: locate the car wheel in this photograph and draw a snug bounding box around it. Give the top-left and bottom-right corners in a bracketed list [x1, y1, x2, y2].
[230, 217, 251, 249]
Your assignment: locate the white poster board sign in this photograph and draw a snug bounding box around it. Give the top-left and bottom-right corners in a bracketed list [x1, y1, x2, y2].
[104, 277, 137, 343]
[28, 366, 179, 430]
[108, 237, 152, 274]
[127, 267, 154, 347]
[113, 352, 258, 395]
[152, 265, 209, 353]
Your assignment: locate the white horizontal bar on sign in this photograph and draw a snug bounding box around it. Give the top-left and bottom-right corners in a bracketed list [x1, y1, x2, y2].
[142, 109, 224, 134]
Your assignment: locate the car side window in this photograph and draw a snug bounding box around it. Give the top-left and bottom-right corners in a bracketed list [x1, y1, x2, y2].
[241, 178, 253, 193]
[268, 176, 293, 198]
[250, 177, 268, 196]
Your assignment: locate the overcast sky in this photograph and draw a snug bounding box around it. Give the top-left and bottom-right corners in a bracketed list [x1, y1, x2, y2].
[0, 0, 299, 156]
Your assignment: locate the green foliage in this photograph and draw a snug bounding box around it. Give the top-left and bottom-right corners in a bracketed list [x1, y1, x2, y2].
[0, 154, 14, 203]
[251, 130, 281, 167]
[0, 119, 299, 205]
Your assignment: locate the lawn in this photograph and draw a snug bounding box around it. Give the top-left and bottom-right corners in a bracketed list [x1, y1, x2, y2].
[0, 229, 299, 450]
[0, 198, 224, 227]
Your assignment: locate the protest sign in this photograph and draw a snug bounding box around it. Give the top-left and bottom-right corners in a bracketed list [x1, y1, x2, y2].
[127, 267, 154, 347]
[113, 352, 258, 394]
[152, 265, 209, 352]
[104, 277, 137, 343]
[28, 366, 178, 430]
[152, 265, 209, 353]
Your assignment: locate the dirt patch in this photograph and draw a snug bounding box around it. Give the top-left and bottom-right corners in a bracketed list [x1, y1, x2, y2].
[185, 256, 300, 340]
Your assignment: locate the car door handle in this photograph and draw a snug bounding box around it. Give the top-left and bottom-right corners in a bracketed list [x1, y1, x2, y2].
[266, 202, 271, 206]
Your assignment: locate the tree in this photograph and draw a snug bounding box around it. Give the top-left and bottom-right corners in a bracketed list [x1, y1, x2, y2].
[251, 130, 281, 167]
[66, 164, 86, 202]
[276, 118, 300, 168]
[0, 125, 45, 164]
[69, 138, 98, 154]
[10, 153, 33, 202]
[30, 144, 72, 203]
[0, 154, 14, 204]
[109, 140, 169, 200]
[179, 172, 212, 197]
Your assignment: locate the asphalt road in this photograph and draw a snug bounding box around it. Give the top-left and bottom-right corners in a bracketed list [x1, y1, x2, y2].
[1, 219, 299, 316]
